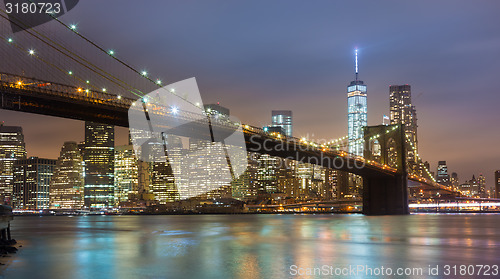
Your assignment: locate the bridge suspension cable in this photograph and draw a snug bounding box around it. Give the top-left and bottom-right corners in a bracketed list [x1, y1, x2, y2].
[405, 133, 437, 183]
[8, 0, 201, 109]
[0, 10, 146, 98]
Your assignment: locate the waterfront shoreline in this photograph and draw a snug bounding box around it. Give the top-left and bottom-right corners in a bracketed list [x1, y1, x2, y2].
[4, 214, 500, 278]
[11, 210, 500, 217]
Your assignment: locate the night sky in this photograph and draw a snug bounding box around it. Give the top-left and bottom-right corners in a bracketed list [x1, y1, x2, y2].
[1, 0, 499, 187]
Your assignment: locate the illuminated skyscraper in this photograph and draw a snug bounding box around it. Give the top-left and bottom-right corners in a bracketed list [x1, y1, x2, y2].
[186, 104, 240, 200]
[13, 157, 56, 210]
[345, 49, 367, 198]
[436, 161, 450, 186]
[0, 124, 27, 204]
[469, 175, 480, 196]
[347, 49, 367, 156]
[256, 154, 279, 194]
[451, 172, 459, 190]
[271, 110, 292, 137]
[188, 136, 233, 200]
[389, 84, 418, 164]
[232, 158, 258, 201]
[83, 122, 115, 208]
[478, 173, 486, 197]
[495, 170, 500, 198]
[151, 136, 182, 203]
[50, 142, 84, 209]
[114, 145, 139, 205]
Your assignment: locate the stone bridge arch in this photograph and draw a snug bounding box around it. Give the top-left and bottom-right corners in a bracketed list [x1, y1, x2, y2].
[362, 124, 408, 215]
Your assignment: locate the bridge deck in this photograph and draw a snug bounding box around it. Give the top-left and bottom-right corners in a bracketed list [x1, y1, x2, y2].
[0, 72, 457, 192]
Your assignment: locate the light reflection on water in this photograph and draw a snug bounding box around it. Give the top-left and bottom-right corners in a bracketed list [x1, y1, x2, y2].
[1, 214, 500, 279]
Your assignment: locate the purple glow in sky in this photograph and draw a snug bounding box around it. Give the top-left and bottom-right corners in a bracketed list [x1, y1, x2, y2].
[1, 0, 499, 186]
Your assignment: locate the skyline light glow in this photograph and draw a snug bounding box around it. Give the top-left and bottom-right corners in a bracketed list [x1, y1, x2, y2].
[0, 0, 499, 187]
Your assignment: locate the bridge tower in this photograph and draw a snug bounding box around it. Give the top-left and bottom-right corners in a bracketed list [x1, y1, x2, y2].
[362, 124, 409, 215]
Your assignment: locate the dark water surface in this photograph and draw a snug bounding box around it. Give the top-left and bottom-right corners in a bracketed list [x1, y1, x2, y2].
[1, 214, 500, 279]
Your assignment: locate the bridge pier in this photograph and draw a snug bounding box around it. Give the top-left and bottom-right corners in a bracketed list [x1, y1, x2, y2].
[362, 124, 409, 215]
[362, 174, 409, 215]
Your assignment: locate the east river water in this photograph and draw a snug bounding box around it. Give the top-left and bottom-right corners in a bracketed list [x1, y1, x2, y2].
[1, 214, 499, 278]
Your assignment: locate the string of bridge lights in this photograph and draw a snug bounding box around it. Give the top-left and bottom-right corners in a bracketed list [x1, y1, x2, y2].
[1, 9, 445, 186]
[61, 21, 164, 88]
[4, 38, 196, 118]
[57, 14, 225, 113]
[48, 13, 207, 110]
[326, 125, 400, 149]
[2, 6, 204, 110]
[3, 35, 106, 95]
[3, 36, 190, 117]
[405, 133, 437, 183]
[4, 36, 122, 99]
[1, 9, 168, 103]
[0, 10, 150, 100]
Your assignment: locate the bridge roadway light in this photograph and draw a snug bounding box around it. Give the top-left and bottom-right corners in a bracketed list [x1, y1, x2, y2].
[108, 50, 115, 56]
[68, 71, 73, 75]
[117, 95, 122, 100]
[171, 106, 179, 114]
[141, 71, 148, 76]
[69, 24, 77, 30]
[156, 79, 162, 85]
[7, 38, 13, 43]
[28, 49, 35, 55]
[102, 88, 106, 92]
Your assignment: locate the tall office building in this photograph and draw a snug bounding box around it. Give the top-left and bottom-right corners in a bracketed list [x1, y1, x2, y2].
[296, 162, 314, 196]
[114, 145, 139, 205]
[150, 136, 182, 203]
[346, 49, 367, 198]
[277, 160, 300, 199]
[256, 154, 280, 194]
[436, 161, 450, 186]
[478, 174, 486, 197]
[469, 175, 480, 196]
[389, 84, 418, 163]
[451, 172, 459, 190]
[459, 181, 472, 197]
[232, 158, 259, 201]
[0, 124, 27, 204]
[185, 104, 239, 200]
[83, 122, 115, 208]
[495, 170, 500, 198]
[188, 136, 233, 200]
[50, 142, 84, 209]
[271, 110, 292, 137]
[347, 49, 367, 156]
[13, 157, 56, 210]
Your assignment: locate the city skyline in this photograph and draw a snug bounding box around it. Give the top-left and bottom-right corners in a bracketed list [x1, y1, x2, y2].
[0, 0, 499, 187]
[2, 2, 500, 277]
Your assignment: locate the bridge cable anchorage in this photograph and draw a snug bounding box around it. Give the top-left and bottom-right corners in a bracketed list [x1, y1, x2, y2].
[0, 10, 145, 98]
[24, 1, 202, 110]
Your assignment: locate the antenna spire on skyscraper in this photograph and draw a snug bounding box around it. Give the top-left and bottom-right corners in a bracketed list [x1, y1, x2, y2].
[355, 48, 359, 82]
